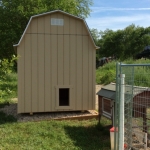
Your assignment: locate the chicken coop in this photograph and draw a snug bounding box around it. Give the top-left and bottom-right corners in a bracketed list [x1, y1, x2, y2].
[114, 63, 150, 150]
[97, 83, 150, 126]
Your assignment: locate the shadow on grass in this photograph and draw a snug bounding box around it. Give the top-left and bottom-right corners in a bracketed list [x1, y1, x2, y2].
[64, 123, 111, 150]
[0, 102, 9, 108]
[0, 111, 17, 124]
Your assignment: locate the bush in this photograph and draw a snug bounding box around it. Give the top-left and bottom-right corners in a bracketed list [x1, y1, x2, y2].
[96, 61, 116, 84]
[0, 56, 17, 106]
[96, 59, 150, 86]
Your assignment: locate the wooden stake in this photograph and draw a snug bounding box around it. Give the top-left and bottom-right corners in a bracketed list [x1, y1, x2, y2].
[30, 112, 33, 115]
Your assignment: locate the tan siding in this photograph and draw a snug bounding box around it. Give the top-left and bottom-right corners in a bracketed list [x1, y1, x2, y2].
[82, 36, 89, 110]
[88, 41, 94, 109]
[76, 20, 82, 35]
[70, 35, 76, 109]
[31, 34, 38, 112]
[24, 34, 32, 112]
[69, 17, 76, 35]
[82, 24, 89, 35]
[50, 13, 57, 34]
[17, 11, 96, 113]
[17, 40, 25, 113]
[76, 36, 82, 110]
[57, 13, 64, 34]
[30, 18, 38, 33]
[26, 23, 31, 33]
[51, 35, 57, 111]
[44, 15, 50, 34]
[92, 48, 96, 109]
[38, 34, 45, 112]
[58, 35, 64, 85]
[63, 15, 70, 34]
[38, 17, 44, 33]
[45, 35, 51, 111]
[63, 35, 70, 85]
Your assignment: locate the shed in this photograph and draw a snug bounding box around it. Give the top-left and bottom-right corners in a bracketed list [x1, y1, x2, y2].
[97, 83, 150, 125]
[13, 10, 99, 114]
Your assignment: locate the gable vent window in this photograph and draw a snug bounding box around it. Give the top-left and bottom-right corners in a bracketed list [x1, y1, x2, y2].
[51, 18, 64, 26]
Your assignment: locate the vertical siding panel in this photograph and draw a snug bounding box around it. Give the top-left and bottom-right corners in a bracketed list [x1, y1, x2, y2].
[76, 20, 82, 35]
[63, 15, 69, 34]
[88, 41, 93, 109]
[69, 18, 76, 35]
[38, 34, 45, 112]
[44, 15, 50, 34]
[70, 35, 76, 109]
[57, 13, 64, 34]
[76, 36, 82, 110]
[45, 35, 51, 111]
[50, 13, 57, 34]
[24, 34, 31, 112]
[82, 24, 88, 35]
[30, 18, 37, 33]
[64, 35, 70, 85]
[26, 24, 31, 33]
[82, 36, 89, 110]
[92, 48, 96, 109]
[31, 34, 38, 112]
[58, 35, 63, 85]
[38, 17, 44, 33]
[51, 35, 57, 111]
[17, 40, 25, 113]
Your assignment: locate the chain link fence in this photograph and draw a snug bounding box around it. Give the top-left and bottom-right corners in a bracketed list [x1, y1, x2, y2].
[115, 63, 150, 150]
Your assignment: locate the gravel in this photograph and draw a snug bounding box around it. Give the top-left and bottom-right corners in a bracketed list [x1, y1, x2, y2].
[0, 103, 98, 122]
[0, 85, 102, 122]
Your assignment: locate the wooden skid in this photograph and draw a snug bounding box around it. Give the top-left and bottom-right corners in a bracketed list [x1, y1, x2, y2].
[53, 114, 99, 121]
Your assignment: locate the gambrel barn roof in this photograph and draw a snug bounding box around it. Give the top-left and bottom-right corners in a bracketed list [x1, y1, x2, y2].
[13, 10, 99, 49]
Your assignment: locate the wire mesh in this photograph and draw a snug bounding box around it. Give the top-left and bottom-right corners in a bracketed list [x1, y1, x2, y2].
[115, 63, 150, 150]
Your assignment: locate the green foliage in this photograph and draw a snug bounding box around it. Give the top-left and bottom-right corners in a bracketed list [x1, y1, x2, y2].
[97, 25, 150, 60]
[0, 56, 17, 105]
[0, 0, 93, 60]
[96, 59, 150, 87]
[96, 61, 116, 84]
[0, 56, 17, 80]
[0, 118, 110, 149]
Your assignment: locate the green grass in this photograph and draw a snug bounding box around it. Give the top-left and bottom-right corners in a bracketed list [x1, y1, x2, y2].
[0, 112, 111, 150]
[96, 59, 150, 86]
[2, 58, 150, 149]
[0, 72, 17, 107]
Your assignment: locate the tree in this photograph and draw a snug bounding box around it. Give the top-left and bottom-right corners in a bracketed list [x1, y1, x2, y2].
[97, 24, 150, 60]
[90, 28, 101, 44]
[0, 0, 93, 60]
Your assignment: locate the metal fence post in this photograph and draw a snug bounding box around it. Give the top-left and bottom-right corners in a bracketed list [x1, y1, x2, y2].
[119, 74, 125, 150]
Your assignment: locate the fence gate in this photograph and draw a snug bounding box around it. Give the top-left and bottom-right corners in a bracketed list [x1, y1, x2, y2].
[114, 63, 150, 150]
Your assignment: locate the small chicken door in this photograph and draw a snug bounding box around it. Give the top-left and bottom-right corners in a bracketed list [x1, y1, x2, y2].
[56, 85, 73, 110]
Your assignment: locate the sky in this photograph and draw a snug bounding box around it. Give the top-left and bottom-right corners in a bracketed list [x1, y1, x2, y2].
[86, 0, 150, 31]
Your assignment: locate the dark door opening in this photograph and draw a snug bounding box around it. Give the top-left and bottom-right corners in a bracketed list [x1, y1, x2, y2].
[59, 88, 69, 106]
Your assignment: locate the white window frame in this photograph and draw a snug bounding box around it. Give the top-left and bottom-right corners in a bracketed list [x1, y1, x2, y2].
[51, 18, 64, 26]
[55, 85, 73, 110]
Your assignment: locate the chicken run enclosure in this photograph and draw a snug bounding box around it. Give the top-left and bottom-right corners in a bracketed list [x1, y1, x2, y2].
[114, 63, 150, 150]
